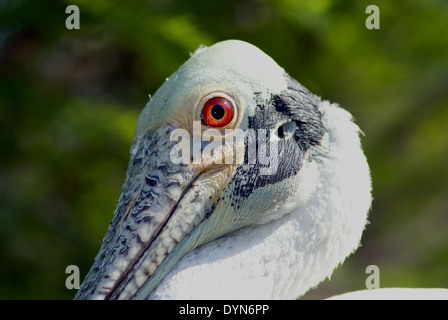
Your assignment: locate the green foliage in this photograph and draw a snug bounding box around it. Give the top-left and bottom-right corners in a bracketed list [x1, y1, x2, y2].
[0, 0, 447, 299]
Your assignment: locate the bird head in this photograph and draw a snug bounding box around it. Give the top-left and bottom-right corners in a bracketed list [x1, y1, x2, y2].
[75, 40, 371, 300]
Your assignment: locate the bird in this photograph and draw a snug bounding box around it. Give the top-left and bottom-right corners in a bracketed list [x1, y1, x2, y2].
[75, 39, 373, 300]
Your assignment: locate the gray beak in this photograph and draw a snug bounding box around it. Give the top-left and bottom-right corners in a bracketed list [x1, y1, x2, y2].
[75, 125, 221, 299]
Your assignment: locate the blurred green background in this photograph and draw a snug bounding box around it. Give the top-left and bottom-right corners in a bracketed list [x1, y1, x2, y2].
[1, 0, 447, 299]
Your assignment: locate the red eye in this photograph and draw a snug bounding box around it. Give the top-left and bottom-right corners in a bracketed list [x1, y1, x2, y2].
[201, 97, 234, 127]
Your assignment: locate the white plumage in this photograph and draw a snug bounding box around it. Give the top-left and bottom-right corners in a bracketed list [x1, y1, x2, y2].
[149, 100, 371, 299]
[328, 288, 448, 300]
[76, 40, 374, 300]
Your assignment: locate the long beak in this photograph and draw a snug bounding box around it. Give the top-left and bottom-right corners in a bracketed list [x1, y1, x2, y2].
[75, 125, 230, 299]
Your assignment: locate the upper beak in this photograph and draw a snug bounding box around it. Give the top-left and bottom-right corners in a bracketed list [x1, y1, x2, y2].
[74, 124, 231, 299]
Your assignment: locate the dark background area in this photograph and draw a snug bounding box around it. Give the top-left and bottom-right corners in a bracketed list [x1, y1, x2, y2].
[0, 0, 447, 299]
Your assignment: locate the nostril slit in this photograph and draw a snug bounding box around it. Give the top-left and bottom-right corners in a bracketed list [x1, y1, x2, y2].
[276, 121, 297, 139]
[277, 125, 285, 139]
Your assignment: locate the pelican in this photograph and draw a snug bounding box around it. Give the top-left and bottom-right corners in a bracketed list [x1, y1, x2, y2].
[75, 40, 372, 300]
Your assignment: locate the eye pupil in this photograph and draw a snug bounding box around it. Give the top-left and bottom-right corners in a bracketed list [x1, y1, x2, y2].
[201, 97, 234, 127]
[211, 104, 225, 120]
